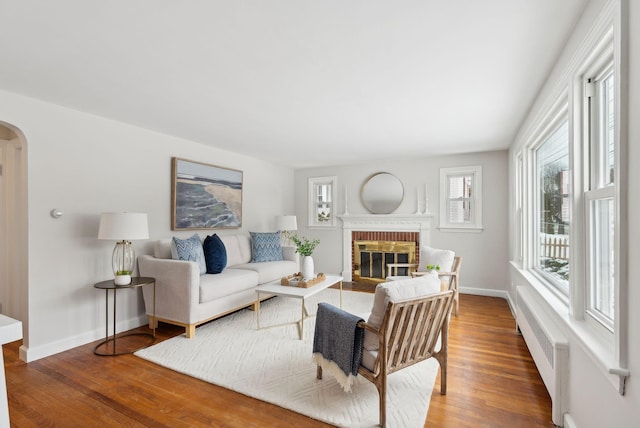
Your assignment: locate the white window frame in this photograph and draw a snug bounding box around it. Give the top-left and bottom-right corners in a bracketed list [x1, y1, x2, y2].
[515, 153, 524, 263]
[513, 3, 629, 393]
[307, 176, 337, 228]
[582, 47, 617, 336]
[531, 110, 570, 297]
[438, 165, 483, 232]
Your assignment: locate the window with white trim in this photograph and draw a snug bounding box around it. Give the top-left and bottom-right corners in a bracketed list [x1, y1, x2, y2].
[515, 16, 627, 388]
[308, 176, 337, 228]
[439, 166, 483, 232]
[584, 52, 616, 331]
[534, 117, 570, 294]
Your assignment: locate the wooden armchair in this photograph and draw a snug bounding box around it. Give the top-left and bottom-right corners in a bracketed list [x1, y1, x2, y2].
[387, 256, 462, 316]
[317, 290, 455, 428]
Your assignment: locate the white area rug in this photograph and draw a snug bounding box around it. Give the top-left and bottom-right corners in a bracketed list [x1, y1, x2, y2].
[135, 289, 438, 427]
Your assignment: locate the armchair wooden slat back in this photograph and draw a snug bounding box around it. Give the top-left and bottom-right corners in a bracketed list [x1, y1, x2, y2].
[388, 255, 462, 316]
[356, 289, 454, 427]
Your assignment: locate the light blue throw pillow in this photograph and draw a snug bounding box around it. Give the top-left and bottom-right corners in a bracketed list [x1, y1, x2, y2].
[250, 231, 283, 262]
[171, 234, 206, 274]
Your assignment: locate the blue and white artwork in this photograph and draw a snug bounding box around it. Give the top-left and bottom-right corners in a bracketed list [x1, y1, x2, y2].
[172, 158, 243, 229]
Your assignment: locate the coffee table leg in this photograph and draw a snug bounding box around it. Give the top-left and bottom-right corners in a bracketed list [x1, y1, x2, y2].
[339, 281, 343, 308]
[299, 297, 305, 339]
[256, 291, 261, 330]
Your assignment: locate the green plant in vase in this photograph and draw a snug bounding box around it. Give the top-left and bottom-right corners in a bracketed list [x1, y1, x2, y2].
[289, 234, 320, 256]
[426, 264, 440, 272]
[290, 234, 320, 279]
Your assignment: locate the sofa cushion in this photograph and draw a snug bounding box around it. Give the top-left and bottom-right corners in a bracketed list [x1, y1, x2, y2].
[220, 234, 253, 266]
[171, 234, 206, 274]
[154, 239, 172, 259]
[364, 275, 440, 351]
[203, 234, 227, 274]
[233, 260, 299, 284]
[250, 231, 283, 262]
[199, 268, 259, 303]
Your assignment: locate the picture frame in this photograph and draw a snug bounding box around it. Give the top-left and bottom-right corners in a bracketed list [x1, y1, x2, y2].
[171, 157, 243, 230]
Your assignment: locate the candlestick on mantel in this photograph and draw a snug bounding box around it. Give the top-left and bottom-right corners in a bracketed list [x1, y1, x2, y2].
[344, 184, 349, 215]
[425, 183, 430, 213]
[415, 187, 421, 214]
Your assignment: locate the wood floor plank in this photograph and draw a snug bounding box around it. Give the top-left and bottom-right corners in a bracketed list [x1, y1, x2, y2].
[4, 288, 552, 427]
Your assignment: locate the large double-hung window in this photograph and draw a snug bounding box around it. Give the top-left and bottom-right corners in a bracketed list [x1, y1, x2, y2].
[535, 118, 570, 294]
[439, 165, 483, 232]
[584, 54, 616, 330]
[515, 3, 628, 392]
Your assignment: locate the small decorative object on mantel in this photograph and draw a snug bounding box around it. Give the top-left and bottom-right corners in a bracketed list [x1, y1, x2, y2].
[281, 272, 327, 288]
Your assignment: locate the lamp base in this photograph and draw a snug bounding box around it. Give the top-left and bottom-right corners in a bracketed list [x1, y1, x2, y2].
[114, 274, 132, 286]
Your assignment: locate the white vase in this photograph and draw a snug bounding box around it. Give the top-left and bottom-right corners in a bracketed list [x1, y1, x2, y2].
[301, 256, 315, 280]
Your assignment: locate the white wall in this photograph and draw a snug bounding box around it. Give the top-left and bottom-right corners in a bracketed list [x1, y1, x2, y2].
[508, 0, 640, 426]
[294, 150, 509, 296]
[0, 89, 295, 361]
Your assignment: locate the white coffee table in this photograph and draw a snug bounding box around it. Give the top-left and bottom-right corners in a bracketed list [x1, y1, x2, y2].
[255, 274, 343, 339]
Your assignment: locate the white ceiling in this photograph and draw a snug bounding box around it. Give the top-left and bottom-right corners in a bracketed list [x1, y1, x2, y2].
[0, 0, 587, 168]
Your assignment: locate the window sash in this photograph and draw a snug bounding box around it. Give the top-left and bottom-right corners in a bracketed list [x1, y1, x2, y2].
[533, 119, 570, 294]
[446, 174, 473, 224]
[585, 59, 616, 331]
[586, 193, 615, 330]
[439, 166, 483, 231]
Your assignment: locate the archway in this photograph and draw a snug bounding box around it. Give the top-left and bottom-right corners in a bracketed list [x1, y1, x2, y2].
[0, 122, 28, 340]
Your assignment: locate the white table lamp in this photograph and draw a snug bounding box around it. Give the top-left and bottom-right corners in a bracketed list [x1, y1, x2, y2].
[98, 212, 149, 285]
[275, 215, 297, 233]
[275, 215, 297, 244]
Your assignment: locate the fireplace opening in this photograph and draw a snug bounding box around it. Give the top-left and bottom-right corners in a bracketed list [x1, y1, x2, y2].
[353, 240, 416, 284]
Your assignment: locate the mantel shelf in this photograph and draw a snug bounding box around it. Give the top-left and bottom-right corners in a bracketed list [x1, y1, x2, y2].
[338, 213, 433, 222]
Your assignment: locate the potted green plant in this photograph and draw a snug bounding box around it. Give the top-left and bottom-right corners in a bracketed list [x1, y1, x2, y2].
[290, 234, 320, 279]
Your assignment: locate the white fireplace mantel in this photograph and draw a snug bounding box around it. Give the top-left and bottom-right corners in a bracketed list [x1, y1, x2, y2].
[338, 213, 433, 281]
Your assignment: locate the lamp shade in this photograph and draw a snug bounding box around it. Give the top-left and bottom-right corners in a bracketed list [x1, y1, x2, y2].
[275, 215, 297, 231]
[98, 213, 149, 240]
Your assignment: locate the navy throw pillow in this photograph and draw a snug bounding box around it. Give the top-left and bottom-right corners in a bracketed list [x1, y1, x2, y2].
[203, 234, 227, 274]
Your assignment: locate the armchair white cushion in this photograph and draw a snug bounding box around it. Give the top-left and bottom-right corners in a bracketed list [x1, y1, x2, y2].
[417, 246, 455, 274]
[363, 274, 440, 352]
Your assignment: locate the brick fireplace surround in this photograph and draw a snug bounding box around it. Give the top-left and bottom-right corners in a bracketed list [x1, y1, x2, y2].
[338, 213, 433, 282]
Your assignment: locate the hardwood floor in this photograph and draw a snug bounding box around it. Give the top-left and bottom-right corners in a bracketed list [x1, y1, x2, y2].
[3, 285, 552, 427]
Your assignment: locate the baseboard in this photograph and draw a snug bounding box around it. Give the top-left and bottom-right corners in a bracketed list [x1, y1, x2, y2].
[563, 413, 577, 428]
[459, 286, 509, 299]
[19, 314, 148, 362]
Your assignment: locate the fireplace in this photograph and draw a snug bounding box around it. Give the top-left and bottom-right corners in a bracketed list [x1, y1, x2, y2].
[353, 240, 416, 284]
[338, 213, 433, 282]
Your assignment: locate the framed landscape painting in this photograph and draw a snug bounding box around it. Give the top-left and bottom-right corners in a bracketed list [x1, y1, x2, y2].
[171, 157, 243, 230]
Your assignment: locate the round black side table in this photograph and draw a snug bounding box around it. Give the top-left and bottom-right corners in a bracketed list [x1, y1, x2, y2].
[93, 277, 156, 356]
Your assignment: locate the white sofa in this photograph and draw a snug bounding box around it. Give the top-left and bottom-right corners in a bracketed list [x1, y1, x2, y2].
[138, 233, 299, 338]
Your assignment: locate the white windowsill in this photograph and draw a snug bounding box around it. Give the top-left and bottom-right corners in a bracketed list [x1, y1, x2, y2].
[438, 226, 484, 233]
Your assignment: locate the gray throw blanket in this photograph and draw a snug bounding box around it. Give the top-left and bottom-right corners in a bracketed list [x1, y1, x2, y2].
[312, 303, 364, 392]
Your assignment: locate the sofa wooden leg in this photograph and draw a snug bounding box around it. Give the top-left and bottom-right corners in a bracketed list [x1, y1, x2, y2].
[186, 324, 196, 338]
[148, 316, 158, 329]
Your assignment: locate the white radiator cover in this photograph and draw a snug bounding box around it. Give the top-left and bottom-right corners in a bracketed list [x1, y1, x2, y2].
[515, 286, 569, 427]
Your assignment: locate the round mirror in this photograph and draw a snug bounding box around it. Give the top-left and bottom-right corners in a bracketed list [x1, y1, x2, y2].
[361, 172, 404, 214]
